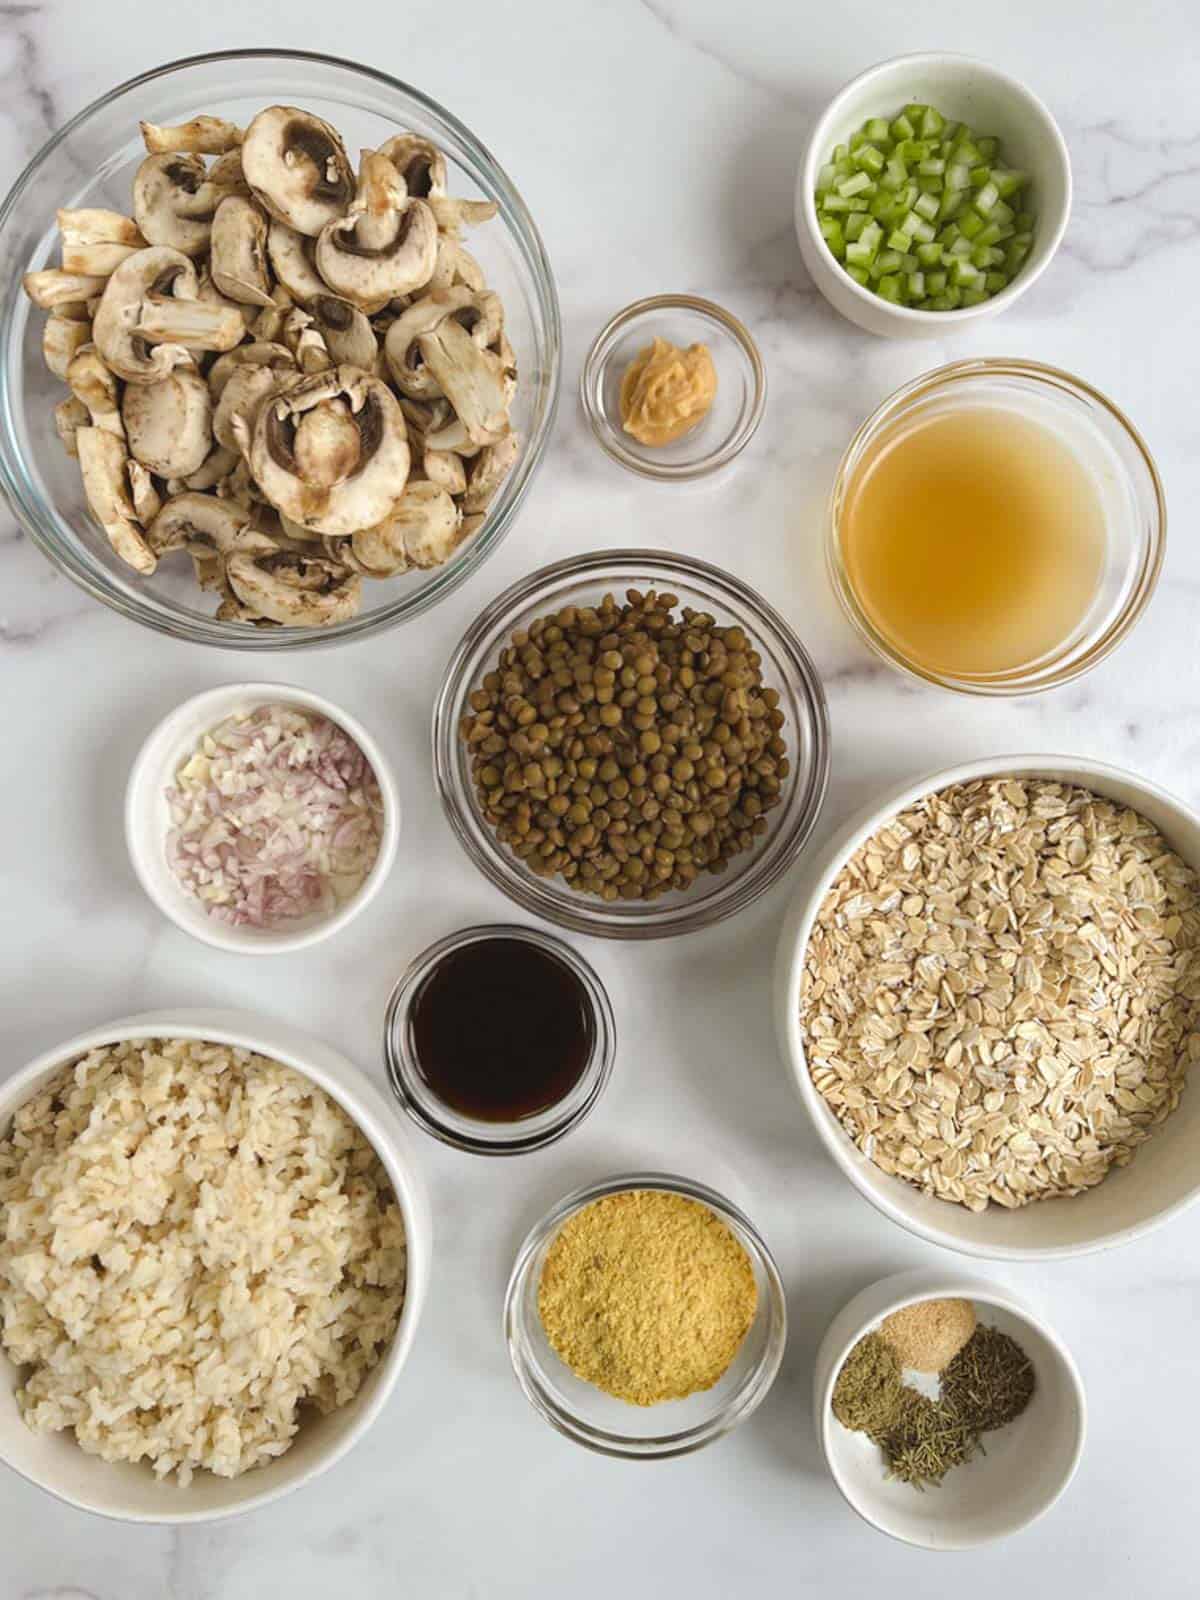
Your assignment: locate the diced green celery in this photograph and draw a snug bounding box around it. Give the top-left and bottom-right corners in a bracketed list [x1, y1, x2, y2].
[947, 235, 974, 259]
[879, 158, 907, 192]
[887, 228, 913, 251]
[849, 128, 867, 151]
[892, 182, 917, 209]
[942, 121, 962, 144]
[928, 287, 962, 309]
[852, 143, 886, 175]
[919, 106, 944, 138]
[973, 179, 1000, 214]
[985, 270, 1009, 292]
[816, 163, 838, 193]
[991, 167, 1027, 198]
[837, 171, 872, 198]
[991, 198, 1014, 225]
[1014, 210, 1034, 232]
[820, 217, 846, 257]
[864, 117, 891, 144]
[845, 238, 875, 267]
[945, 161, 971, 191]
[904, 102, 929, 123]
[877, 273, 903, 303]
[1005, 240, 1031, 272]
[975, 220, 1004, 247]
[939, 222, 961, 245]
[914, 191, 940, 221]
[969, 165, 992, 189]
[833, 144, 849, 163]
[875, 248, 903, 273]
[847, 264, 871, 286]
[917, 173, 944, 194]
[915, 240, 943, 265]
[958, 210, 985, 239]
[907, 269, 926, 299]
[898, 138, 933, 163]
[898, 252, 919, 273]
[959, 287, 988, 306]
[970, 243, 996, 268]
[953, 137, 982, 166]
[926, 270, 947, 293]
[949, 256, 980, 286]
[938, 191, 966, 222]
[820, 196, 852, 212]
[907, 215, 936, 244]
[890, 113, 915, 142]
[869, 193, 897, 222]
[844, 211, 869, 242]
[860, 219, 882, 247]
[976, 136, 999, 162]
[918, 157, 946, 177]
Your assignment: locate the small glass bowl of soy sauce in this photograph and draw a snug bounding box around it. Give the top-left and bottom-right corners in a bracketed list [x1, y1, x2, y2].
[384, 924, 616, 1155]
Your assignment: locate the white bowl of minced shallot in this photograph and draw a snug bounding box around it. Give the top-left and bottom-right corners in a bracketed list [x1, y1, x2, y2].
[126, 683, 400, 954]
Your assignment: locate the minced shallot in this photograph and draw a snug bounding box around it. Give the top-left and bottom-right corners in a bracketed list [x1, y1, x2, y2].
[165, 704, 384, 928]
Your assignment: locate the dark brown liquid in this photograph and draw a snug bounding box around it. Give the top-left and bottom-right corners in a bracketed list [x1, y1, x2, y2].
[409, 936, 594, 1122]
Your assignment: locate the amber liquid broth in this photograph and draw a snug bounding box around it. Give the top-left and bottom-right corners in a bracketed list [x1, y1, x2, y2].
[839, 405, 1107, 679]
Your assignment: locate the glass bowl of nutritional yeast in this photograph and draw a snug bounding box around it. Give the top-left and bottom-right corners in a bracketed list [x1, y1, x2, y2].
[826, 359, 1165, 694]
[504, 1173, 787, 1458]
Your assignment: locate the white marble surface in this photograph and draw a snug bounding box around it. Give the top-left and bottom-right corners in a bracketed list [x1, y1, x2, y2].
[2, 1, 1199, 1595]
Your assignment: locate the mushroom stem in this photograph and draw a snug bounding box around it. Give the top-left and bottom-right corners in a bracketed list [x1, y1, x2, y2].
[135, 294, 246, 351]
[23, 269, 107, 310]
[140, 117, 243, 155]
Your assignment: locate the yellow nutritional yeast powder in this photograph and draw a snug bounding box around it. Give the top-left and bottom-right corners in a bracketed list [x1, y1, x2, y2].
[537, 1189, 758, 1405]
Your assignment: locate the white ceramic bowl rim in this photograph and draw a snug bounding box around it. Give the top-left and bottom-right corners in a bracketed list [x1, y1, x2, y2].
[778, 754, 1200, 1259]
[0, 1009, 429, 1524]
[816, 1267, 1086, 1550]
[798, 50, 1072, 324]
[124, 682, 401, 955]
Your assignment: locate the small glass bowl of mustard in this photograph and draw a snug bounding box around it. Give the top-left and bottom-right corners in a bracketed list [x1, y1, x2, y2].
[581, 295, 766, 480]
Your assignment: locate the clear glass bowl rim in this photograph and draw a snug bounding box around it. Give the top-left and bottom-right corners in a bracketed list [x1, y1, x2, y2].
[503, 1170, 788, 1459]
[431, 547, 832, 939]
[825, 356, 1166, 695]
[382, 921, 615, 1155]
[579, 294, 767, 481]
[0, 47, 562, 650]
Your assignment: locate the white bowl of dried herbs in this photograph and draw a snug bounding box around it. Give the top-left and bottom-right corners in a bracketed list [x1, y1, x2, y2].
[814, 1268, 1086, 1549]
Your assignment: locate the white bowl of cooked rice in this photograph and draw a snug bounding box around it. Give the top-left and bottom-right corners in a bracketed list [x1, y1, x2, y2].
[0, 1011, 430, 1522]
[775, 755, 1200, 1260]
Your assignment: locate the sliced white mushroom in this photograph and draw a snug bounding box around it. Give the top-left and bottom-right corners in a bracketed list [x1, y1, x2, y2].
[417, 317, 510, 447]
[53, 394, 89, 457]
[315, 152, 437, 311]
[121, 366, 212, 477]
[66, 346, 124, 438]
[127, 459, 162, 526]
[351, 480, 462, 575]
[209, 195, 273, 307]
[218, 457, 263, 510]
[213, 362, 280, 451]
[134, 292, 244, 353]
[195, 267, 257, 335]
[208, 149, 247, 187]
[376, 133, 447, 200]
[423, 446, 467, 496]
[249, 364, 410, 537]
[310, 294, 377, 368]
[429, 235, 486, 293]
[76, 427, 156, 573]
[461, 429, 520, 513]
[43, 313, 92, 379]
[383, 287, 474, 397]
[22, 269, 107, 310]
[140, 116, 243, 155]
[267, 220, 328, 305]
[181, 442, 240, 492]
[241, 106, 354, 237]
[282, 307, 332, 374]
[91, 246, 198, 382]
[132, 153, 238, 257]
[226, 544, 362, 624]
[207, 340, 295, 402]
[428, 194, 499, 236]
[57, 208, 146, 276]
[146, 490, 252, 560]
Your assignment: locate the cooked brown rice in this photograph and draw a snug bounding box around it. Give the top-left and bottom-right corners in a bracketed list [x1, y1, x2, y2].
[0, 1037, 406, 1483]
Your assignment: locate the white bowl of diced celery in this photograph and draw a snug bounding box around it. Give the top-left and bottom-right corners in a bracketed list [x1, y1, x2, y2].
[795, 52, 1071, 337]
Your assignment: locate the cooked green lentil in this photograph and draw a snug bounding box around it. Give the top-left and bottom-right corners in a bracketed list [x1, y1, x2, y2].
[460, 588, 789, 901]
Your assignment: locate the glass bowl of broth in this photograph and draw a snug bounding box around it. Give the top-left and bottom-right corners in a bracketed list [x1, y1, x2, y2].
[826, 359, 1165, 695]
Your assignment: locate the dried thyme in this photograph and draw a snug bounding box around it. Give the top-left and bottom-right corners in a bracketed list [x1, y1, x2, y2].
[941, 1326, 1036, 1433]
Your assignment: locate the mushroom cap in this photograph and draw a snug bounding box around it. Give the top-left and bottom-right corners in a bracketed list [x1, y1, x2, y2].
[249, 364, 411, 537]
[132, 153, 234, 258]
[207, 341, 296, 402]
[376, 133, 447, 200]
[147, 490, 252, 557]
[384, 287, 499, 398]
[241, 106, 354, 237]
[121, 366, 213, 478]
[416, 316, 510, 447]
[213, 361, 281, 451]
[209, 195, 273, 307]
[266, 220, 329, 305]
[351, 480, 461, 575]
[91, 246, 200, 383]
[311, 294, 378, 369]
[315, 166, 437, 311]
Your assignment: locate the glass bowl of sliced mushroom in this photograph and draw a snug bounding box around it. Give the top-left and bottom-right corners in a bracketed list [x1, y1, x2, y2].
[0, 51, 560, 645]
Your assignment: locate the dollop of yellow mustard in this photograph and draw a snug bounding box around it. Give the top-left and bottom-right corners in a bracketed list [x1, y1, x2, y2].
[618, 336, 717, 447]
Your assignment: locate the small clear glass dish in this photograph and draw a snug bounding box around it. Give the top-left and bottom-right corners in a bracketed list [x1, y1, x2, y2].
[504, 1172, 787, 1458]
[432, 549, 830, 940]
[827, 358, 1165, 695]
[580, 295, 765, 480]
[383, 923, 614, 1155]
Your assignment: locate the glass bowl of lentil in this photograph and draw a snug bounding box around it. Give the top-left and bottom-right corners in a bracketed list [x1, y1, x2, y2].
[433, 550, 830, 939]
[504, 1173, 787, 1459]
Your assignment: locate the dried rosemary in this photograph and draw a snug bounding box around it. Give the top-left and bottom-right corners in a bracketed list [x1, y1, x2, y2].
[941, 1326, 1036, 1433]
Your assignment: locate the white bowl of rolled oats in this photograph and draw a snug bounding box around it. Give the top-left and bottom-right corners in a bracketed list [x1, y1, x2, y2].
[775, 756, 1200, 1259]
